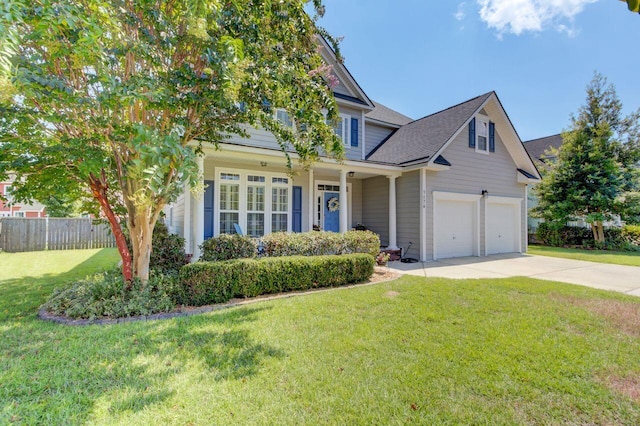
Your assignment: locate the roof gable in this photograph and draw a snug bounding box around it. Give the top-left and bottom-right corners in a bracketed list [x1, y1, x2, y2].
[366, 92, 492, 164]
[366, 101, 413, 126]
[523, 134, 563, 164]
[317, 36, 374, 109]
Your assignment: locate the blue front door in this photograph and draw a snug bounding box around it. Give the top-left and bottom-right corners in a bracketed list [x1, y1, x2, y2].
[323, 192, 340, 232]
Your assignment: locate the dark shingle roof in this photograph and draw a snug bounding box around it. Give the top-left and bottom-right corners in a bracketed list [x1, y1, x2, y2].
[523, 134, 563, 164]
[365, 101, 413, 126]
[366, 92, 492, 165]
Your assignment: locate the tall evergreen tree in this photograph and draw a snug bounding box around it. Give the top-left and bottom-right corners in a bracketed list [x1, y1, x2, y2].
[534, 73, 640, 245]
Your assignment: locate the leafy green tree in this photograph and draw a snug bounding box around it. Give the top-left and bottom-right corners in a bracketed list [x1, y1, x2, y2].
[0, 0, 342, 283]
[534, 73, 640, 245]
[621, 0, 640, 13]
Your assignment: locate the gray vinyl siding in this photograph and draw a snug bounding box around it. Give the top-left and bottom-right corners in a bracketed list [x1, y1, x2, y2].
[365, 122, 395, 158]
[362, 176, 389, 246]
[396, 171, 420, 256]
[223, 105, 365, 162]
[334, 80, 351, 97]
[424, 125, 527, 260]
[165, 193, 185, 237]
[350, 179, 363, 228]
[338, 105, 364, 161]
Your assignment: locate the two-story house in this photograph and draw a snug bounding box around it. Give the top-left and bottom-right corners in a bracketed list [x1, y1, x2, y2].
[0, 180, 47, 218]
[166, 38, 541, 261]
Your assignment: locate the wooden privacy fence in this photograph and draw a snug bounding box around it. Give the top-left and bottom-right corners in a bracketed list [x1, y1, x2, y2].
[0, 218, 116, 253]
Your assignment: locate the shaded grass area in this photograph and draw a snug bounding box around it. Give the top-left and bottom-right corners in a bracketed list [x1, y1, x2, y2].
[529, 245, 640, 267]
[2, 250, 640, 424]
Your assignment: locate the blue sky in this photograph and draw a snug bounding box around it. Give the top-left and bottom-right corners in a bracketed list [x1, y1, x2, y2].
[316, 0, 639, 142]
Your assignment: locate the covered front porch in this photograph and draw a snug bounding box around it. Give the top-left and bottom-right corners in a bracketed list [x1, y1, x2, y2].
[167, 144, 403, 259]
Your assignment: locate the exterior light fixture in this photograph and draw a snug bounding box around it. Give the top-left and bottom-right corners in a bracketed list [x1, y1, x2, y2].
[348, 171, 355, 178]
[260, 161, 267, 167]
[481, 189, 489, 199]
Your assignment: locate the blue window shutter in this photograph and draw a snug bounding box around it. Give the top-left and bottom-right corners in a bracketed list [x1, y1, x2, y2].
[350, 117, 359, 147]
[469, 118, 476, 148]
[292, 186, 302, 232]
[204, 180, 215, 239]
[489, 121, 495, 152]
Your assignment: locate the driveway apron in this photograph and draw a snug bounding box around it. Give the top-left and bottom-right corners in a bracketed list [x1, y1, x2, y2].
[389, 253, 640, 296]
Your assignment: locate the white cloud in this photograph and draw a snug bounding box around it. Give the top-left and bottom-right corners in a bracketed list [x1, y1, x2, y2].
[455, 2, 466, 21]
[477, 0, 596, 36]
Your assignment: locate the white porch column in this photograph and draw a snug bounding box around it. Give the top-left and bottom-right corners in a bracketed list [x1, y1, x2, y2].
[183, 183, 192, 257]
[388, 175, 398, 249]
[339, 169, 348, 233]
[308, 168, 315, 231]
[192, 156, 205, 261]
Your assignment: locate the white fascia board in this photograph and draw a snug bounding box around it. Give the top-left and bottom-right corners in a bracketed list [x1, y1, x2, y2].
[402, 162, 450, 172]
[363, 117, 402, 129]
[517, 174, 540, 184]
[335, 97, 375, 111]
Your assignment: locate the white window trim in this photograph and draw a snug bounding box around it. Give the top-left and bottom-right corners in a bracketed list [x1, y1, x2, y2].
[4, 185, 12, 197]
[475, 115, 490, 155]
[340, 113, 351, 147]
[13, 211, 25, 218]
[214, 168, 292, 237]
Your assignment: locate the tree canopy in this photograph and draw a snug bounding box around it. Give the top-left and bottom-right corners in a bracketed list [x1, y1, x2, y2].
[0, 0, 343, 282]
[621, 0, 640, 13]
[533, 73, 640, 244]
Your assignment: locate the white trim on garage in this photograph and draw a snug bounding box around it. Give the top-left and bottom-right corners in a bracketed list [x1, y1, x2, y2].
[433, 191, 481, 260]
[484, 195, 523, 255]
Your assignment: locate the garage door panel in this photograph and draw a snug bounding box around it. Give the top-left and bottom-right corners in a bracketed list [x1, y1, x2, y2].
[435, 200, 475, 259]
[486, 201, 520, 255]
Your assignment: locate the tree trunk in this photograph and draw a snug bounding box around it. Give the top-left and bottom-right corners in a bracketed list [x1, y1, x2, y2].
[89, 172, 133, 283]
[591, 220, 606, 245]
[128, 211, 156, 283]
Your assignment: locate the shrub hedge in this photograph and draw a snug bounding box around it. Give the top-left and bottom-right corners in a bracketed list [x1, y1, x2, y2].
[177, 253, 375, 306]
[200, 234, 257, 261]
[151, 222, 189, 272]
[536, 222, 640, 251]
[261, 230, 380, 258]
[622, 225, 640, 246]
[42, 269, 177, 320]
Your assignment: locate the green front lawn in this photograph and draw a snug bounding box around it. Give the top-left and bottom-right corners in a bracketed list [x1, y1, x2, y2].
[2, 249, 640, 424]
[529, 245, 640, 267]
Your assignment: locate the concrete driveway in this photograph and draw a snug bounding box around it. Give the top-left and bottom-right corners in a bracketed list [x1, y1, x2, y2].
[389, 253, 640, 296]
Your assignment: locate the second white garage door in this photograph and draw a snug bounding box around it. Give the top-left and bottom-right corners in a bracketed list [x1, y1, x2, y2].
[486, 198, 522, 255]
[434, 195, 479, 259]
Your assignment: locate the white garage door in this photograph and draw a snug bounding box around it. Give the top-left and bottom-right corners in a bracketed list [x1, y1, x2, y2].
[435, 199, 476, 259]
[486, 200, 521, 255]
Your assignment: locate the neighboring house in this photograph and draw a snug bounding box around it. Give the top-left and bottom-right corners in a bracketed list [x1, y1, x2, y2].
[0, 180, 47, 218]
[523, 134, 563, 232]
[166, 39, 541, 261]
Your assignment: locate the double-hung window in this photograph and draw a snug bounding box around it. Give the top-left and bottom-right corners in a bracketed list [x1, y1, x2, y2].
[476, 118, 489, 153]
[275, 108, 293, 128]
[271, 177, 289, 233]
[332, 113, 351, 146]
[246, 175, 266, 237]
[219, 173, 240, 234]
